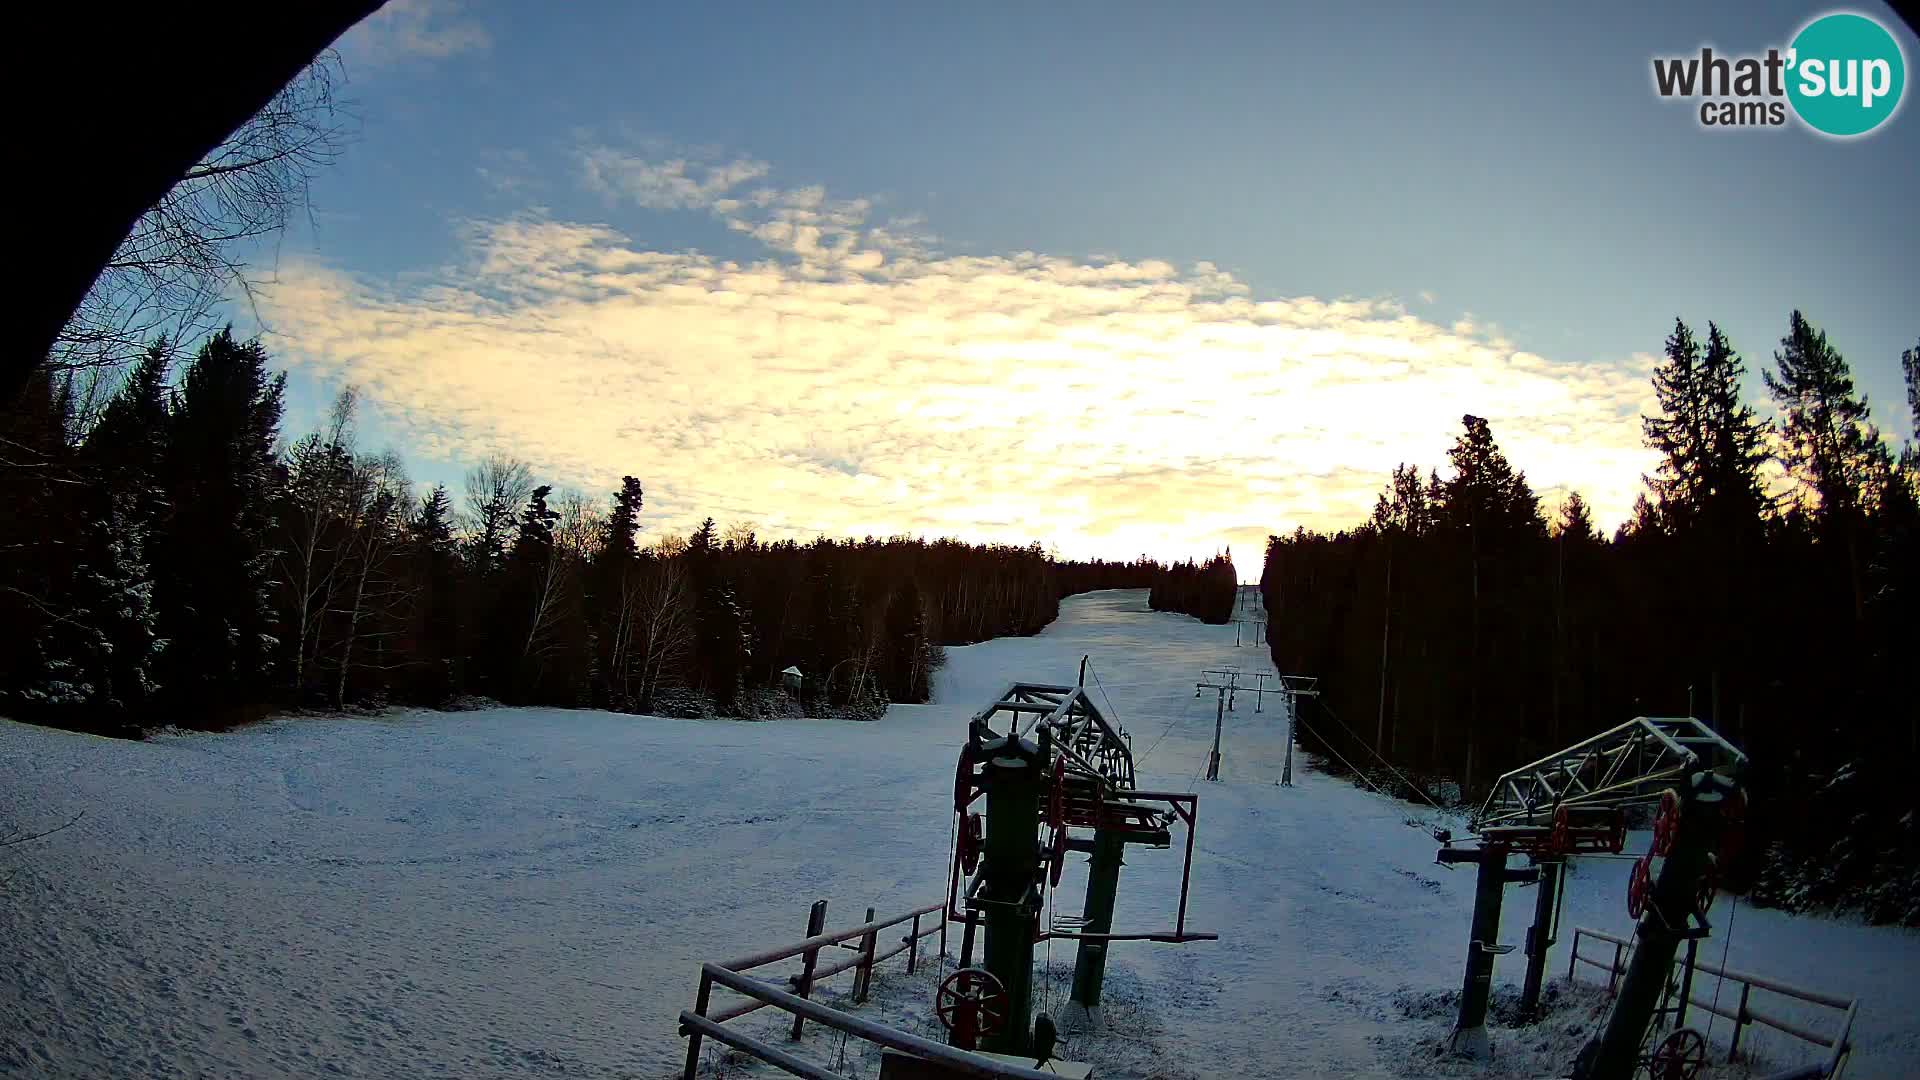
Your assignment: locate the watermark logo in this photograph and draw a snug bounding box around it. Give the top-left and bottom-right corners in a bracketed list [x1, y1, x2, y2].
[1651, 11, 1906, 137]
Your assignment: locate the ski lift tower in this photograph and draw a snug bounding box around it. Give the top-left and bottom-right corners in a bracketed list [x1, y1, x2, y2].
[1432, 715, 1747, 1073]
[944, 659, 1216, 1053]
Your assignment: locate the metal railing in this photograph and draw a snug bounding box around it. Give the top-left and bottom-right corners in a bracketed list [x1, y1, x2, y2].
[678, 898, 1054, 1080]
[1568, 926, 1858, 1079]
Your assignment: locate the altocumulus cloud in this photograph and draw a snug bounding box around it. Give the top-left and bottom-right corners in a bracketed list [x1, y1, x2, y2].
[258, 146, 1660, 561]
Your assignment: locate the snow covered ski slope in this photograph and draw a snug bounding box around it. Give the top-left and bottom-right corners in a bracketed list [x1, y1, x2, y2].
[3, 590, 1916, 1079]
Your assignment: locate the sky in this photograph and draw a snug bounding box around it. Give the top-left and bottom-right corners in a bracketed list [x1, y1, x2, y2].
[241, 0, 1920, 565]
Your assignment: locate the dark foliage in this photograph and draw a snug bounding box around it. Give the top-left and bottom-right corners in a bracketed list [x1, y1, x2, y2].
[1262, 315, 1919, 923]
[4, 337, 1173, 733]
[1149, 553, 1238, 624]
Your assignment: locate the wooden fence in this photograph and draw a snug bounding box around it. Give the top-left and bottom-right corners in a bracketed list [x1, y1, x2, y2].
[1568, 926, 1857, 1079]
[678, 898, 1057, 1080]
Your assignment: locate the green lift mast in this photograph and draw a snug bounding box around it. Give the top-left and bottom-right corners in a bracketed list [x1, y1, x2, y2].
[943, 666, 1216, 1054]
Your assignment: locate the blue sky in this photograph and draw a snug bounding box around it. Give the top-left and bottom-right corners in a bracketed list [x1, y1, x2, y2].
[247, 1, 1920, 562]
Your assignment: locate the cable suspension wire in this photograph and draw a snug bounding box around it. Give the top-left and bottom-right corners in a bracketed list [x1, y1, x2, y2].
[1313, 696, 1449, 813]
[1134, 688, 1198, 773]
[1293, 717, 1394, 799]
[1705, 891, 1740, 1046]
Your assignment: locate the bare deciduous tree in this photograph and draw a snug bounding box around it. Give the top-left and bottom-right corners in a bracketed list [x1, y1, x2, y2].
[461, 454, 533, 574]
[280, 387, 357, 698]
[53, 56, 355, 382]
[332, 450, 412, 708]
[630, 558, 695, 711]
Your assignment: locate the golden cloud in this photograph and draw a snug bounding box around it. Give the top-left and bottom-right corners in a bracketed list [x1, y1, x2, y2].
[258, 153, 1660, 562]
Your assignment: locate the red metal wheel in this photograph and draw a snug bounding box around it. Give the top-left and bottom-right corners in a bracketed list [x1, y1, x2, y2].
[1550, 805, 1572, 855]
[1648, 1027, 1707, 1080]
[1694, 855, 1718, 919]
[1049, 823, 1068, 887]
[936, 967, 1008, 1049]
[958, 813, 983, 876]
[1720, 788, 1747, 863]
[1627, 853, 1653, 920]
[954, 744, 977, 814]
[1653, 790, 1681, 857]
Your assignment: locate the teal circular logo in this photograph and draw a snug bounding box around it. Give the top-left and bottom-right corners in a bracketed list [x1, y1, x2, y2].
[1787, 13, 1906, 137]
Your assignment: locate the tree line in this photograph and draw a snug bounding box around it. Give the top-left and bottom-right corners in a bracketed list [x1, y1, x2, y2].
[1, 332, 1201, 735]
[1148, 553, 1239, 624]
[1261, 312, 1918, 923]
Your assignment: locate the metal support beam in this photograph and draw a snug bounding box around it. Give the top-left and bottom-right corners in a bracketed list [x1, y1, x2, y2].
[1207, 688, 1225, 781]
[978, 730, 1046, 1054]
[1281, 691, 1296, 787]
[1068, 827, 1125, 1011]
[1573, 771, 1735, 1080]
[1437, 843, 1536, 1059]
[1521, 859, 1562, 1019]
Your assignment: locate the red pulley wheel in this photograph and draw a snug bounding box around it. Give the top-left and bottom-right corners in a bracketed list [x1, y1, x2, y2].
[1049, 824, 1068, 887]
[1550, 805, 1572, 855]
[1694, 855, 1718, 919]
[954, 744, 977, 814]
[958, 813, 983, 876]
[1720, 789, 1747, 863]
[1627, 853, 1653, 920]
[936, 967, 1008, 1049]
[1653, 789, 1680, 857]
[1648, 1027, 1707, 1080]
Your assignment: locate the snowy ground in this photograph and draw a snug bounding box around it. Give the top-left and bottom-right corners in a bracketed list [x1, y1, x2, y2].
[3, 590, 1916, 1079]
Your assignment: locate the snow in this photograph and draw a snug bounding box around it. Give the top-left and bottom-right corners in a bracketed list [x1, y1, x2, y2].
[3, 590, 1916, 1079]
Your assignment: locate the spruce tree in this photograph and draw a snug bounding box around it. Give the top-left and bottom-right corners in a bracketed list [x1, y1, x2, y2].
[1643, 319, 1708, 522]
[153, 328, 286, 714]
[1766, 311, 1880, 520]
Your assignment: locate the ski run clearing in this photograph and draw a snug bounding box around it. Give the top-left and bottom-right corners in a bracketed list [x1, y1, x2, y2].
[3, 590, 1916, 1080]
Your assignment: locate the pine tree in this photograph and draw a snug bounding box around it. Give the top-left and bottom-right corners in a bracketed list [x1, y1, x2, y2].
[1903, 339, 1919, 470]
[1766, 311, 1883, 623]
[1643, 319, 1708, 522]
[1766, 311, 1880, 520]
[153, 328, 286, 714]
[602, 476, 644, 561]
[408, 484, 462, 702]
[1554, 491, 1598, 542]
[1696, 323, 1773, 526]
[884, 579, 931, 702]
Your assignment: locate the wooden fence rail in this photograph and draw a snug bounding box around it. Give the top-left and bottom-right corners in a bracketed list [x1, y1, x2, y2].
[1567, 926, 1858, 1079]
[681, 897, 1048, 1080]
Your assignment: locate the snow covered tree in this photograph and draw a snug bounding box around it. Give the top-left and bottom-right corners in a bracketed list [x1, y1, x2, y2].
[406, 483, 462, 702]
[688, 518, 751, 709]
[277, 388, 357, 700]
[152, 328, 285, 714]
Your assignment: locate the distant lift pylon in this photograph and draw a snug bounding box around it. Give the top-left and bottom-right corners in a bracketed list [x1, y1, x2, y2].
[945, 658, 1216, 1054]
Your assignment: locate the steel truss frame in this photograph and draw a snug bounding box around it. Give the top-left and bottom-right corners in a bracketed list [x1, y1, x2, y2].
[1472, 716, 1748, 837]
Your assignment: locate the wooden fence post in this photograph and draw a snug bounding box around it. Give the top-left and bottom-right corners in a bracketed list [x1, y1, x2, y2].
[907, 913, 921, 975]
[1729, 982, 1752, 1061]
[682, 968, 713, 1080]
[854, 906, 878, 1004]
[790, 900, 828, 1040]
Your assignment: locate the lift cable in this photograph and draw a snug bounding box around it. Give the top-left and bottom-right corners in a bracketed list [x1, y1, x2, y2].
[1705, 891, 1740, 1047]
[1292, 716, 1394, 799]
[1311, 696, 1450, 814]
[1133, 687, 1199, 774]
[1080, 654, 1202, 778]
